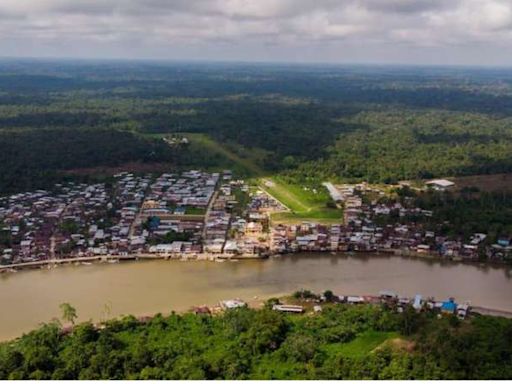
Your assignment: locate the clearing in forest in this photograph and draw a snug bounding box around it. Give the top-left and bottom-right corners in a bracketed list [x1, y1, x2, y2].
[321, 331, 400, 358]
[146, 132, 267, 177]
[185, 133, 266, 176]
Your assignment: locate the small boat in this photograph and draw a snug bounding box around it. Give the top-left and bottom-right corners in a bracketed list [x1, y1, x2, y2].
[81, 262, 93, 266]
[107, 259, 119, 264]
[215, 259, 225, 263]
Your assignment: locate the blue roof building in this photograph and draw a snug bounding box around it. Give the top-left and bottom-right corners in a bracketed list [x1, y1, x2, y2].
[497, 238, 510, 247]
[441, 299, 457, 314]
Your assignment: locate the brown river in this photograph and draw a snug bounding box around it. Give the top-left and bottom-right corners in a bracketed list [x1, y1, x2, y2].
[1, 253, 511, 341]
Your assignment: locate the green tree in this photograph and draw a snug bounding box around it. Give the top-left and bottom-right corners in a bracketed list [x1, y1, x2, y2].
[59, 303, 78, 326]
[323, 290, 335, 302]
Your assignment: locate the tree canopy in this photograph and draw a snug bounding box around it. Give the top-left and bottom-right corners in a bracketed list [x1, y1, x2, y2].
[0, 304, 511, 379]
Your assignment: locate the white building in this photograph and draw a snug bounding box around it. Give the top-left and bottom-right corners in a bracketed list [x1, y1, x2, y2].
[426, 179, 455, 191]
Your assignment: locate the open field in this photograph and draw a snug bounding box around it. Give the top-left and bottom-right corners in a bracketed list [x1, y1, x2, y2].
[259, 176, 343, 223]
[259, 178, 311, 211]
[146, 132, 267, 177]
[184, 133, 267, 176]
[452, 173, 512, 193]
[321, 331, 400, 358]
[270, 210, 343, 224]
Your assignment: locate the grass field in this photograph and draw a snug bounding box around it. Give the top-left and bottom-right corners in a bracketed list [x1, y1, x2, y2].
[145, 132, 267, 177]
[270, 210, 343, 224]
[322, 331, 400, 358]
[185, 133, 267, 176]
[259, 176, 343, 224]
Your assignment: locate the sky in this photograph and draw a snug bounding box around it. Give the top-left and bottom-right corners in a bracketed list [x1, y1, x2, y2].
[0, 0, 511, 66]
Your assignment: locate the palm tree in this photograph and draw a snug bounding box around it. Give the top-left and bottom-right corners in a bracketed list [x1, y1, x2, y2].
[59, 302, 77, 325]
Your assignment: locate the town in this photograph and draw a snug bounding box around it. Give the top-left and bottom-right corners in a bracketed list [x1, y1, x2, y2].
[272, 180, 510, 262]
[0, 170, 511, 270]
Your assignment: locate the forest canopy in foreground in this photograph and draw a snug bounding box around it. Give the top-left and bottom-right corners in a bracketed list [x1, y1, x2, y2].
[0, 304, 511, 380]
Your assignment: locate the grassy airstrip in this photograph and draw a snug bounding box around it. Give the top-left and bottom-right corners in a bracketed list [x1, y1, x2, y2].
[258, 177, 343, 224]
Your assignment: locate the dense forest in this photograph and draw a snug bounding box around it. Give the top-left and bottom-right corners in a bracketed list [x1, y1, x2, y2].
[290, 111, 512, 183]
[1, 59, 512, 193]
[0, 302, 511, 380]
[412, 189, 512, 242]
[0, 128, 236, 194]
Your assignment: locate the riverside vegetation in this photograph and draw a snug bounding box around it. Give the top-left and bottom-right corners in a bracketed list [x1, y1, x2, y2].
[0, 297, 511, 380]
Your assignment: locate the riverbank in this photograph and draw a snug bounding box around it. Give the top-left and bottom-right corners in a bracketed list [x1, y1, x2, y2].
[471, 306, 512, 319]
[8, 288, 512, 343]
[2, 246, 510, 273]
[0, 252, 264, 272]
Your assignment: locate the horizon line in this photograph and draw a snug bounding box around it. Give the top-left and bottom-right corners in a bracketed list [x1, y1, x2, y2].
[1, 55, 512, 70]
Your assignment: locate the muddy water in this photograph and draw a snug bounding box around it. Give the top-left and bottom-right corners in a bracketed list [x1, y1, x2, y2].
[1, 253, 511, 340]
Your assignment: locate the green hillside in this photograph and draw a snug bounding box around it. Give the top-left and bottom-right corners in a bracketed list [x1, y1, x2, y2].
[1, 302, 511, 380]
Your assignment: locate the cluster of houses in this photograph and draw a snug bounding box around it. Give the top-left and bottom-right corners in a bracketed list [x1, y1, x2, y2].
[269, 217, 490, 260]
[143, 170, 272, 257]
[0, 183, 114, 264]
[142, 170, 220, 255]
[2, 173, 511, 266]
[224, 190, 287, 256]
[143, 170, 216, 215]
[378, 291, 470, 319]
[0, 168, 287, 265]
[278, 289, 470, 318]
[202, 171, 235, 254]
[272, 182, 511, 263]
[108, 173, 152, 255]
[0, 170, 231, 264]
[0, 172, 173, 264]
[198, 290, 470, 320]
[323, 291, 470, 319]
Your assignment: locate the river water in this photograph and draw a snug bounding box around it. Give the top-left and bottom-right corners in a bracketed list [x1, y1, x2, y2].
[1, 253, 511, 341]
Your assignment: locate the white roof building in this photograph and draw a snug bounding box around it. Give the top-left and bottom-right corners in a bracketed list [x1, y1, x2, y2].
[220, 299, 246, 309]
[322, 182, 343, 202]
[426, 179, 455, 190]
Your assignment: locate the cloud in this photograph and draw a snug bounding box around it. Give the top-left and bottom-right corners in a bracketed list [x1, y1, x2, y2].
[0, 0, 510, 65]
